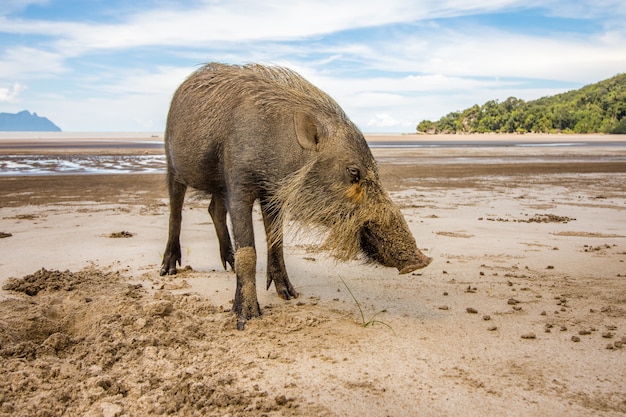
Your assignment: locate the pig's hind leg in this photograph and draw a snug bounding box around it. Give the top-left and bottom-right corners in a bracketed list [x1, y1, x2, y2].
[161, 173, 187, 275]
[260, 200, 299, 300]
[208, 194, 235, 270]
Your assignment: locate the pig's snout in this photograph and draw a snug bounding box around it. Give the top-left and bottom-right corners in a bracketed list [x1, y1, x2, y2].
[398, 251, 432, 274]
[359, 221, 431, 273]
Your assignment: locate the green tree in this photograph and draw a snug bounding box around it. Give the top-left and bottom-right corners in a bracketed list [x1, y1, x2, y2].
[415, 73, 626, 135]
[416, 120, 435, 133]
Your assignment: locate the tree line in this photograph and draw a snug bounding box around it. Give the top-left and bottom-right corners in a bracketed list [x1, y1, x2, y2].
[417, 73, 626, 134]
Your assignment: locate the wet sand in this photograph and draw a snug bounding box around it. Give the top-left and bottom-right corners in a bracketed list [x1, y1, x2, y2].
[1, 136, 626, 416]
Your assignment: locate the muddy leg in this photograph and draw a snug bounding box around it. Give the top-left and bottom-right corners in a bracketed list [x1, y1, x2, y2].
[229, 196, 261, 330]
[232, 247, 260, 330]
[208, 194, 234, 270]
[160, 171, 187, 276]
[260, 200, 298, 300]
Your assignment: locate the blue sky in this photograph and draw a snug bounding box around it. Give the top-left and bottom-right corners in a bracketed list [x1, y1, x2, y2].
[1, 0, 625, 132]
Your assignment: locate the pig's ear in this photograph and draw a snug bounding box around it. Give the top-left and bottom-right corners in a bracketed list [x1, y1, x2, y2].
[294, 112, 320, 151]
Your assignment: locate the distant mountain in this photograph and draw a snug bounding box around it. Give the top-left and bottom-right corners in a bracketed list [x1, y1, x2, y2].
[0, 110, 62, 132]
[417, 73, 626, 134]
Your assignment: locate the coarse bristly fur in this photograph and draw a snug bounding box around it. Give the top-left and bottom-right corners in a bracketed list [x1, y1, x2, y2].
[184, 65, 393, 262]
[268, 157, 407, 263]
[180, 63, 347, 129]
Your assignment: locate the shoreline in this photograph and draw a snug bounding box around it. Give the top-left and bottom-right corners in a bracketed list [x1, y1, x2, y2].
[1, 131, 625, 144]
[1, 133, 625, 159]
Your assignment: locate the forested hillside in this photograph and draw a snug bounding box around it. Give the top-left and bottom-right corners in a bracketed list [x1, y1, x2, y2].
[417, 73, 626, 134]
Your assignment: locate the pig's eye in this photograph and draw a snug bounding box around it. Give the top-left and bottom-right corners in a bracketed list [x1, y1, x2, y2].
[347, 166, 361, 183]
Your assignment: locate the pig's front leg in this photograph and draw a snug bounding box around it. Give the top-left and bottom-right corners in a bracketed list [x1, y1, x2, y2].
[229, 196, 261, 330]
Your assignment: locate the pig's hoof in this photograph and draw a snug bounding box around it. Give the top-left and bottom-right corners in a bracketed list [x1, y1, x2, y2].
[268, 276, 299, 300]
[220, 251, 235, 271]
[160, 254, 180, 276]
[159, 266, 177, 276]
[232, 301, 262, 331]
[278, 287, 299, 300]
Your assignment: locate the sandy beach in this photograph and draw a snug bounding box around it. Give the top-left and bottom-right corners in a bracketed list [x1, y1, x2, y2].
[1, 134, 625, 416]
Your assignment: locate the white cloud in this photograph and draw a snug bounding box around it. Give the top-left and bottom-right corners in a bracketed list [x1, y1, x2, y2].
[25, 65, 198, 131]
[0, 0, 48, 15]
[0, 46, 67, 79]
[367, 113, 413, 129]
[32, 93, 170, 132]
[325, 24, 626, 84]
[3, 2, 625, 83]
[541, 0, 626, 20]
[2, 1, 413, 52]
[1, 0, 587, 52]
[420, 31, 626, 83]
[0, 82, 26, 102]
[95, 66, 193, 96]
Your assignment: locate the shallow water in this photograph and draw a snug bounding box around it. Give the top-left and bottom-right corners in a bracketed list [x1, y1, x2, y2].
[0, 154, 166, 175]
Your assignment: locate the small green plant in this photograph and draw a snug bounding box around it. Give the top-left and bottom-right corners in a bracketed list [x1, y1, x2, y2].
[338, 276, 395, 334]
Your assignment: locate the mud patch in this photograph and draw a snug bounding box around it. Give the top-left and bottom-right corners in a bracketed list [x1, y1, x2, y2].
[436, 231, 474, 238]
[108, 230, 134, 238]
[481, 213, 576, 223]
[4, 213, 40, 220]
[553, 232, 626, 238]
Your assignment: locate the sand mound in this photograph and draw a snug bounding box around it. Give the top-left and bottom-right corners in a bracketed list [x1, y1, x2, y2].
[0, 268, 333, 416]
